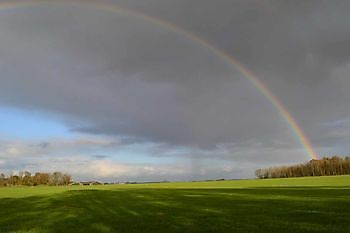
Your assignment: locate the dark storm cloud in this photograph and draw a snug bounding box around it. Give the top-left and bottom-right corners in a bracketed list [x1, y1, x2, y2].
[113, 0, 350, 120]
[0, 0, 349, 159]
[110, 0, 350, 154]
[119, 0, 350, 80]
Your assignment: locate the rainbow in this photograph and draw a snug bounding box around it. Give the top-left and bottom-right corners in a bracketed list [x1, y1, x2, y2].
[0, 0, 318, 160]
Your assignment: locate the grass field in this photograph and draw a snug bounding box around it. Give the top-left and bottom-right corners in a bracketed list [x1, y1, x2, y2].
[0, 176, 349, 233]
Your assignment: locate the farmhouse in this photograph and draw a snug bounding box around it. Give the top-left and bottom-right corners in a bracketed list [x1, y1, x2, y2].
[79, 181, 101, 186]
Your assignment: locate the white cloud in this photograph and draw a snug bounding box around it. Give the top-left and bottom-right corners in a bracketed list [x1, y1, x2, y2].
[0, 133, 321, 181]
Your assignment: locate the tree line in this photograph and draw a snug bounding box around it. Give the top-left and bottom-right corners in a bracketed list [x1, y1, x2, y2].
[255, 156, 350, 179]
[0, 171, 71, 187]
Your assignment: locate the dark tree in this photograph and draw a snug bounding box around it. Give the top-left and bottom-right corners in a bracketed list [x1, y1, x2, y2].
[256, 156, 350, 179]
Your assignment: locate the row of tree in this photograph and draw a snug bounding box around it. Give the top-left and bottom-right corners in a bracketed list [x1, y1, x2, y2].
[255, 156, 350, 179]
[0, 171, 71, 186]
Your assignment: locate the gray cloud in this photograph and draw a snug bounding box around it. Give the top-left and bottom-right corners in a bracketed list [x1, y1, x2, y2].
[115, 0, 350, 134]
[93, 155, 110, 159]
[0, 137, 255, 181]
[0, 0, 350, 179]
[0, 2, 288, 149]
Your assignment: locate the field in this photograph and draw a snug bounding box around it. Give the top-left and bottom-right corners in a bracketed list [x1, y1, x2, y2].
[0, 176, 349, 233]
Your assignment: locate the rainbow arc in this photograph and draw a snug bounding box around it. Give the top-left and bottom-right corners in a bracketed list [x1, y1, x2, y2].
[0, 0, 318, 160]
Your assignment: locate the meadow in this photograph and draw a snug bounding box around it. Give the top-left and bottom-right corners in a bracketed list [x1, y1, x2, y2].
[0, 175, 349, 233]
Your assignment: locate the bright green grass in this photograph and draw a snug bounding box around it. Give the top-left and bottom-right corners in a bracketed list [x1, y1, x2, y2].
[0, 175, 350, 233]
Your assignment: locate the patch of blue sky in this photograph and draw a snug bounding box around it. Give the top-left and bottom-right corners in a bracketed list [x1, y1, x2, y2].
[0, 106, 72, 140]
[0, 106, 192, 164]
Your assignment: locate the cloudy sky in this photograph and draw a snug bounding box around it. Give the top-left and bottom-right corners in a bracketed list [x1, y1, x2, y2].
[0, 0, 349, 181]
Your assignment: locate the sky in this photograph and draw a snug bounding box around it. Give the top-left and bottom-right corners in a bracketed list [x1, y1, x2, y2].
[0, 0, 350, 182]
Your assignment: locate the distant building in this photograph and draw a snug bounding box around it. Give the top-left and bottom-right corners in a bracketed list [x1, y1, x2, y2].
[79, 181, 101, 186]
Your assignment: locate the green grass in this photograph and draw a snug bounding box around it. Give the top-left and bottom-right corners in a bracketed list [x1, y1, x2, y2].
[0, 176, 350, 233]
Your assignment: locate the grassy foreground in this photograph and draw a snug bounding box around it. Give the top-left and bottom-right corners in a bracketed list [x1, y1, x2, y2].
[0, 176, 349, 233]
